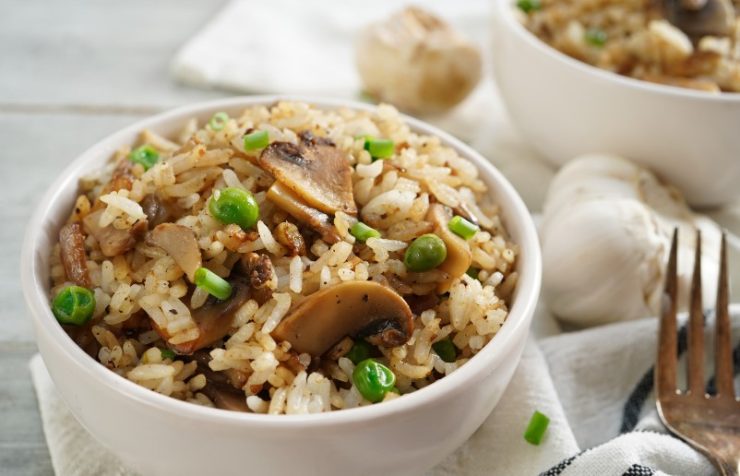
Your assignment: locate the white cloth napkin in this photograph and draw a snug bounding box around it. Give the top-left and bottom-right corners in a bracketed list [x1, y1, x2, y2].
[31, 307, 738, 475]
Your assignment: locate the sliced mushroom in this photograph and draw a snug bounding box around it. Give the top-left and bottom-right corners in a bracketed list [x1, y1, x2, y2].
[93, 160, 135, 211]
[155, 279, 251, 355]
[59, 223, 91, 287]
[189, 351, 250, 412]
[258, 132, 357, 216]
[427, 203, 472, 293]
[273, 221, 306, 256]
[272, 281, 413, 356]
[664, 0, 734, 39]
[141, 194, 174, 229]
[82, 209, 148, 257]
[147, 223, 202, 282]
[266, 182, 341, 244]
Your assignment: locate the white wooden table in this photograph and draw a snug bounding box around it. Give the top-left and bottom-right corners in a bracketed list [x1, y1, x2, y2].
[1, 1, 228, 473]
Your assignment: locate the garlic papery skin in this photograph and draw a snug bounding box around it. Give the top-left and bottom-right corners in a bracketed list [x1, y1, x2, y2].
[541, 154, 721, 327]
[355, 6, 482, 115]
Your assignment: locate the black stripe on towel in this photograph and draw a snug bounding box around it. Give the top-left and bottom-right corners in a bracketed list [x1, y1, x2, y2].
[539, 454, 579, 476]
[621, 463, 656, 476]
[705, 342, 740, 395]
[619, 323, 689, 433]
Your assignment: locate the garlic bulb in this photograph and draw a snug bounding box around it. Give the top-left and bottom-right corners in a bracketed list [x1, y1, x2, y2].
[541, 154, 721, 327]
[355, 6, 482, 114]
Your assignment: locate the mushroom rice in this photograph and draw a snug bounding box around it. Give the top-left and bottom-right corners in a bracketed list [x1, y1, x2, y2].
[48, 101, 518, 414]
[518, 0, 740, 92]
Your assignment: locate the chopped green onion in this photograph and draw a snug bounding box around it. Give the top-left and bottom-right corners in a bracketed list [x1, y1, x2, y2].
[208, 112, 229, 131]
[432, 338, 457, 363]
[128, 145, 160, 171]
[160, 348, 176, 360]
[208, 187, 260, 230]
[194, 267, 232, 300]
[585, 28, 607, 47]
[516, 0, 541, 13]
[466, 267, 480, 279]
[352, 359, 396, 403]
[448, 215, 479, 240]
[51, 286, 95, 326]
[346, 340, 373, 365]
[350, 222, 381, 242]
[364, 137, 395, 161]
[243, 130, 269, 151]
[524, 410, 550, 445]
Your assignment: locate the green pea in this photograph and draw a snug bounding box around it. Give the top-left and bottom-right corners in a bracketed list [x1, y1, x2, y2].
[404, 234, 447, 272]
[52, 286, 95, 326]
[432, 338, 458, 363]
[352, 359, 396, 403]
[160, 348, 176, 360]
[345, 340, 373, 365]
[208, 187, 259, 230]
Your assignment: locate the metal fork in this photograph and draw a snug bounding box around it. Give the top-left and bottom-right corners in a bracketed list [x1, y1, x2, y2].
[656, 230, 740, 476]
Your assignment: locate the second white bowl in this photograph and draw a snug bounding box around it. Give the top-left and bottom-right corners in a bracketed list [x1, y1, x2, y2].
[492, 0, 740, 208]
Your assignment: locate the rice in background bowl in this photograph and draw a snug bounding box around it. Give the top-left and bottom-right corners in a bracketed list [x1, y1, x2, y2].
[22, 97, 540, 475]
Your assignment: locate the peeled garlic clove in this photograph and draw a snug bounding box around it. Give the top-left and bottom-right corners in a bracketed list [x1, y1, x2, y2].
[541, 154, 721, 327]
[355, 6, 482, 114]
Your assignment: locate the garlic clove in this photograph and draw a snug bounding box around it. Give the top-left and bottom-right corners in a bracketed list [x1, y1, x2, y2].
[355, 6, 482, 115]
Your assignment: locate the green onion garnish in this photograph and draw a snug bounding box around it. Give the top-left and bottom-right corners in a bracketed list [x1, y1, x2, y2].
[208, 112, 229, 131]
[128, 145, 160, 171]
[432, 338, 457, 363]
[516, 0, 541, 13]
[584, 28, 607, 47]
[194, 267, 233, 300]
[524, 410, 550, 445]
[466, 267, 480, 280]
[448, 215, 479, 240]
[243, 130, 269, 151]
[364, 137, 395, 161]
[350, 222, 381, 242]
[160, 348, 176, 360]
[51, 286, 96, 326]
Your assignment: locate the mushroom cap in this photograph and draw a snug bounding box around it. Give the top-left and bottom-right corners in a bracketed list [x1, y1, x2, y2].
[154, 279, 251, 355]
[272, 281, 413, 356]
[427, 203, 472, 293]
[266, 182, 341, 244]
[147, 223, 202, 282]
[664, 0, 734, 38]
[258, 132, 357, 216]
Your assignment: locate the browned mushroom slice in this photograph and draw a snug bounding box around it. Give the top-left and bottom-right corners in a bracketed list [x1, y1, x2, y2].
[141, 194, 175, 229]
[427, 203, 472, 293]
[272, 281, 413, 356]
[258, 132, 357, 216]
[664, 0, 734, 39]
[266, 182, 341, 244]
[59, 223, 91, 287]
[82, 209, 148, 257]
[147, 223, 202, 282]
[155, 279, 251, 355]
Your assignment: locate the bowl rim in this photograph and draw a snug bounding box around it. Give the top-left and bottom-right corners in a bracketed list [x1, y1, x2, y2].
[21, 95, 541, 429]
[495, 0, 740, 102]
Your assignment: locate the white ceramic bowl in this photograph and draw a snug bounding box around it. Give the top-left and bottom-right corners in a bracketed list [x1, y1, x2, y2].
[492, 0, 740, 208]
[21, 96, 541, 476]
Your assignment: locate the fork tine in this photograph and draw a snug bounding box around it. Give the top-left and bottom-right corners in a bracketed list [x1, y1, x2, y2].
[687, 230, 705, 396]
[657, 228, 679, 398]
[714, 232, 735, 399]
